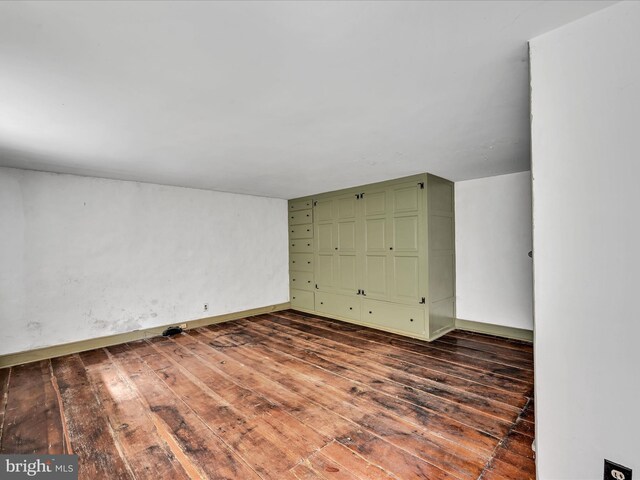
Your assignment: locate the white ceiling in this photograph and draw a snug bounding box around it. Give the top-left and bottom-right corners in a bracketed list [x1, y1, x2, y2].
[0, 1, 614, 199]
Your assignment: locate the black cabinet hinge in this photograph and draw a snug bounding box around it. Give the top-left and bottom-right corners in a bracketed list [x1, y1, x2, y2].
[356, 289, 361, 295]
[418, 182, 425, 189]
[419, 297, 426, 304]
[315, 284, 319, 289]
[355, 193, 366, 200]
[313, 200, 317, 206]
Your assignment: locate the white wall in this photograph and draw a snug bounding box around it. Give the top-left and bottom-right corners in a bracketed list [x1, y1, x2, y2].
[455, 172, 533, 331]
[0, 167, 289, 355]
[530, 2, 640, 478]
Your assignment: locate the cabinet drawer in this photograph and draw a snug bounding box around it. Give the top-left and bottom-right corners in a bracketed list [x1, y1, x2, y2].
[290, 271, 314, 291]
[361, 299, 425, 336]
[290, 253, 313, 272]
[289, 209, 313, 225]
[290, 238, 313, 253]
[289, 199, 313, 212]
[291, 289, 314, 310]
[289, 224, 313, 239]
[315, 291, 361, 321]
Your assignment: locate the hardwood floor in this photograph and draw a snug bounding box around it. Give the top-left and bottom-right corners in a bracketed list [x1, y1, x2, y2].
[0, 310, 535, 479]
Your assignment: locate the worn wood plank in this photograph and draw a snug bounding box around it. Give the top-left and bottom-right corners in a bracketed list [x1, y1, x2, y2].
[250, 316, 527, 413]
[448, 329, 534, 353]
[78, 348, 191, 480]
[250, 315, 530, 400]
[2, 309, 535, 479]
[0, 368, 11, 447]
[193, 326, 490, 479]
[107, 343, 262, 480]
[256, 316, 528, 408]
[142, 337, 331, 467]
[130, 338, 330, 478]
[302, 449, 362, 480]
[483, 450, 536, 480]
[239, 319, 517, 437]
[50, 355, 132, 478]
[317, 441, 397, 480]
[1, 361, 66, 455]
[281, 310, 535, 373]
[269, 312, 534, 388]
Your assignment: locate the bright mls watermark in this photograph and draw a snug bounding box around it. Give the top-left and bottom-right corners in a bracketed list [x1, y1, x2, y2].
[0, 455, 78, 479]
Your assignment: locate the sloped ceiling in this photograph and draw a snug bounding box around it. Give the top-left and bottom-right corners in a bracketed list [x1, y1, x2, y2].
[0, 1, 615, 198]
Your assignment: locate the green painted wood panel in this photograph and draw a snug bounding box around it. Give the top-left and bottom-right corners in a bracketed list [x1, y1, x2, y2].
[290, 253, 313, 272]
[288, 172, 455, 342]
[427, 174, 456, 337]
[290, 271, 314, 291]
[361, 298, 425, 336]
[289, 199, 313, 211]
[315, 291, 361, 321]
[290, 289, 314, 310]
[290, 238, 313, 253]
[289, 224, 313, 239]
[289, 208, 313, 225]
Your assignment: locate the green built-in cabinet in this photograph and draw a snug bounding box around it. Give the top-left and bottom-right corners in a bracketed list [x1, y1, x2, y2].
[288, 173, 455, 341]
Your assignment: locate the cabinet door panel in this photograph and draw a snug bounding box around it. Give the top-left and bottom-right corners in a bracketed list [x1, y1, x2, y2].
[365, 218, 387, 251]
[317, 223, 335, 252]
[338, 221, 357, 251]
[394, 186, 419, 213]
[338, 197, 357, 219]
[394, 216, 419, 252]
[316, 255, 334, 289]
[394, 256, 420, 301]
[364, 255, 388, 297]
[337, 255, 358, 292]
[364, 191, 386, 216]
[315, 199, 334, 222]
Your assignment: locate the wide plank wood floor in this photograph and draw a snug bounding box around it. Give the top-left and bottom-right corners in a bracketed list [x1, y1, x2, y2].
[0, 310, 535, 479]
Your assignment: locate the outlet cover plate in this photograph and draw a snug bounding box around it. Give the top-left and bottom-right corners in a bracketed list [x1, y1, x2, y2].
[605, 459, 632, 480]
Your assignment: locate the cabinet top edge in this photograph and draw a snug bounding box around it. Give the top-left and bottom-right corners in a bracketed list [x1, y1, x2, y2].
[288, 173, 453, 204]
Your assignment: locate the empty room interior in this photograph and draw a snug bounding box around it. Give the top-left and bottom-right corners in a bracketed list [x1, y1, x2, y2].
[0, 1, 638, 479]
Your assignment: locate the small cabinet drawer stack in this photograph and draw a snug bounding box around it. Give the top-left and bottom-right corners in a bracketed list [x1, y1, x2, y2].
[288, 198, 315, 310]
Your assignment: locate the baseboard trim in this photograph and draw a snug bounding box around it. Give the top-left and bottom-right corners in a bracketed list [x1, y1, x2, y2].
[455, 318, 533, 343]
[0, 302, 290, 368]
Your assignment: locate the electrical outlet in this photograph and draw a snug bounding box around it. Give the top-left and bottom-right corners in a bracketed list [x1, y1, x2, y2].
[179, 323, 187, 330]
[605, 460, 632, 480]
[203, 303, 209, 312]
